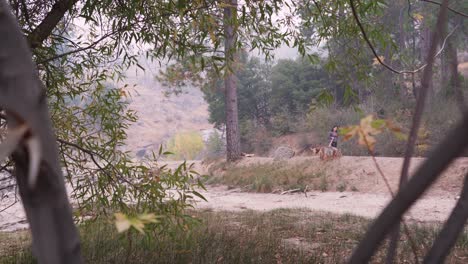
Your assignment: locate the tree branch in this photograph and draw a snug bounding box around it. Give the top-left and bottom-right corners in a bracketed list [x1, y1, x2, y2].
[386, 0, 450, 262]
[19, 0, 33, 31]
[0, 195, 19, 213]
[27, 0, 78, 49]
[37, 30, 120, 65]
[363, 135, 420, 264]
[348, 111, 468, 264]
[424, 173, 468, 263]
[56, 138, 137, 187]
[349, 0, 457, 75]
[420, 0, 468, 18]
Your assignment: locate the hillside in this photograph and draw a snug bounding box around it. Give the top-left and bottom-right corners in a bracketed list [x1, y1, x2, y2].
[119, 60, 212, 158]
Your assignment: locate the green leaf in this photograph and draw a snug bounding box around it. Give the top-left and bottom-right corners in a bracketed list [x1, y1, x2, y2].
[192, 190, 207, 202]
[371, 119, 385, 129]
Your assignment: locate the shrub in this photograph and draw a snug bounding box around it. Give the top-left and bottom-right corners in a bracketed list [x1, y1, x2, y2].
[166, 131, 205, 160]
[319, 174, 328, 192]
[240, 120, 273, 155]
[336, 182, 347, 192]
[204, 130, 225, 158]
[270, 109, 296, 136]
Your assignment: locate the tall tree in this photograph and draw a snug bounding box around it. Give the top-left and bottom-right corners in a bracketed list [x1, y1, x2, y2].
[223, 0, 241, 161]
[158, 0, 306, 161]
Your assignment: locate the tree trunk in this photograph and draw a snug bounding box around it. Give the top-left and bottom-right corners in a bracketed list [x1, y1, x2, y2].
[223, 0, 241, 161]
[0, 0, 82, 263]
[447, 39, 465, 109]
[420, 26, 434, 103]
[440, 20, 450, 94]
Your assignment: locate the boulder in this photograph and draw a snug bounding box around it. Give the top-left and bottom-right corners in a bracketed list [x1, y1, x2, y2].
[272, 146, 295, 160]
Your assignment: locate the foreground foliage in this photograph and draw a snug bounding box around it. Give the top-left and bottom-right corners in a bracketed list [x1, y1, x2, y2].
[1, 209, 467, 263]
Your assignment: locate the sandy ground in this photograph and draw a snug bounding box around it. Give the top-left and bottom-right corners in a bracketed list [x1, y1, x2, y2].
[0, 185, 459, 232]
[0, 185, 458, 232]
[194, 185, 457, 223]
[0, 156, 465, 231]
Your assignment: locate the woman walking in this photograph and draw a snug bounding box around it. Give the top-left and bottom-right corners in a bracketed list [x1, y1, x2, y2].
[328, 126, 339, 148]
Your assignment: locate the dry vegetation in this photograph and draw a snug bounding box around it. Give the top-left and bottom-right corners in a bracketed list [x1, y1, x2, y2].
[204, 157, 467, 195]
[1, 209, 466, 263]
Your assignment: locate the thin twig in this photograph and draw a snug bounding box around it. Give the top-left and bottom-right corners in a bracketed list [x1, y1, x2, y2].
[423, 173, 468, 263]
[349, 0, 457, 75]
[420, 0, 468, 18]
[0, 198, 19, 213]
[363, 135, 420, 264]
[280, 188, 301, 195]
[0, 161, 12, 173]
[37, 31, 120, 65]
[348, 111, 468, 264]
[0, 184, 15, 192]
[56, 138, 135, 187]
[19, 0, 33, 31]
[387, 0, 450, 262]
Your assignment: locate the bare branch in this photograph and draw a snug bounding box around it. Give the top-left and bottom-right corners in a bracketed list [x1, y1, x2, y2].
[348, 111, 468, 263]
[362, 135, 420, 264]
[420, 0, 468, 18]
[0, 183, 15, 192]
[424, 174, 468, 263]
[349, 0, 457, 75]
[386, 0, 450, 262]
[37, 30, 120, 65]
[19, 0, 33, 31]
[0, 195, 18, 213]
[400, 0, 449, 199]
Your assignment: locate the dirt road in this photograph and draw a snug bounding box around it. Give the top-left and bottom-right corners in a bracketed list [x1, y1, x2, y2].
[1, 156, 465, 231]
[194, 185, 457, 223]
[0, 184, 459, 232]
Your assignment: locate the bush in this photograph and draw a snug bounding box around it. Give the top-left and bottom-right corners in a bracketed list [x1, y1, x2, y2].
[269, 108, 297, 136]
[240, 120, 273, 155]
[166, 131, 205, 160]
[204, 130, 225, 158]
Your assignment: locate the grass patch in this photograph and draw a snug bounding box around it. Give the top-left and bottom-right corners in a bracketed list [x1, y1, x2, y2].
[1, 210, 467, 263]
[206, 161, 343, 193]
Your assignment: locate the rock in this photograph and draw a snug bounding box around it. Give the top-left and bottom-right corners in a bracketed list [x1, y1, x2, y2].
[282, 237, 321, 253]
[273, 146, 295, 160]
[136, 148, 147, 158]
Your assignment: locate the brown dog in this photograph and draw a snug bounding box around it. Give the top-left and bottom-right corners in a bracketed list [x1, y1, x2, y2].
[317, 146, 342, 161]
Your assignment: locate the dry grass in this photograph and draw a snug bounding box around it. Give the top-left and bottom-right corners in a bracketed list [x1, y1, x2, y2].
[1, 209, 467, 263]
[205, 160, 336, 193]
[203, 157, 467, 196]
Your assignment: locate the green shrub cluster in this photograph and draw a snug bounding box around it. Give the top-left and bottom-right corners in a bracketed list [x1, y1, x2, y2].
[166, 131, 205, 160]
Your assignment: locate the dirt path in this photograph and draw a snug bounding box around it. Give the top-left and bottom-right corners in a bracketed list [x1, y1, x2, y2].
[0, 184, 459, 232]
[1, 155, 465, 231]
[194, 185, 458, 223]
